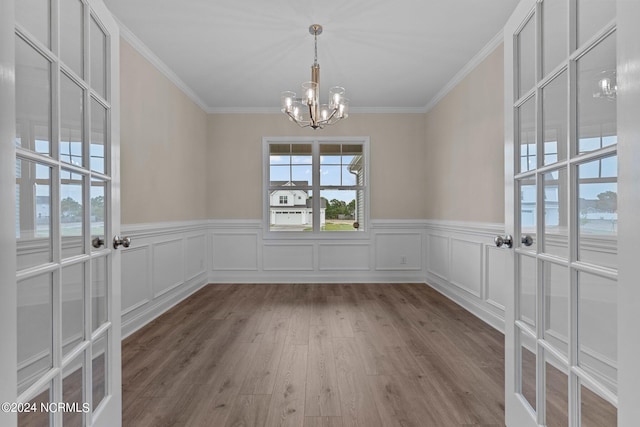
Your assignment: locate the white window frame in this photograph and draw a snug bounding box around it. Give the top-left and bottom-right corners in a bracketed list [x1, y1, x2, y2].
[262, 136, 370, 240]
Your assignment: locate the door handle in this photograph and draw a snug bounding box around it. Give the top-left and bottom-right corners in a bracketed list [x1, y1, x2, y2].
[113, 235, 131, 249]
[521, 235, 534, 247]
[494, 234, 513, 248]
[92, 236, 105, 249]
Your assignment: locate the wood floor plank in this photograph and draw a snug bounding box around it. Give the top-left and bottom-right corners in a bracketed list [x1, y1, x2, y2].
[224, 394, 272, 427]
[305, 325, 341, 417]
[303, 416, 344, 427]
[325, 296, 355, 338]
[265, 344, 309, 427]
[240, 340, 286, 395]
[332, 337, 383, 427]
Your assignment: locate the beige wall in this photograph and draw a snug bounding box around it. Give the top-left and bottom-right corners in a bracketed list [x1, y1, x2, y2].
[207, 113, 427, 220]
[120, 39, 208, 224]
[424, 44, 505, 223]
[119, 37, 504, 225]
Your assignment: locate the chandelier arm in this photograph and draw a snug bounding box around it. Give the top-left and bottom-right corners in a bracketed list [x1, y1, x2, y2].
[319, 107, 339, 125]
[284, 110, 311, 128]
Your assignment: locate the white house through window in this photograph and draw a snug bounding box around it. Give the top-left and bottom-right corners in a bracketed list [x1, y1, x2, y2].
[265, 138, 367, 233]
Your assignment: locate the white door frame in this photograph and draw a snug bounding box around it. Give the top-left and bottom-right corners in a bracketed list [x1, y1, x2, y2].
[92, 1, 122, 426]
[505, 0, 640, 426]
[1, 0, 121, 425]
[615, 0, 640, 424]
[503, 1, 537, 426]
[0, 0, 18, 425]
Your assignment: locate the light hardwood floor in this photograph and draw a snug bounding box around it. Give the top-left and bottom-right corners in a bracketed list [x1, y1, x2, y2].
[121, 283, 615, 427]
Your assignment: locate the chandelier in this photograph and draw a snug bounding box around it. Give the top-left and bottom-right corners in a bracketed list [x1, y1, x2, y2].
[281, 24, 349, 129]
[593, 70, 617, 101]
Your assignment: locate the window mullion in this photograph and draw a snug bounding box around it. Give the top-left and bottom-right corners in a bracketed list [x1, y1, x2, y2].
[312, 141, 320, 233]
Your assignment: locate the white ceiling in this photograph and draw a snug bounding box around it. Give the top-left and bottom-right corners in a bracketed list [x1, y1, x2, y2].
[103, 0, 519, 113]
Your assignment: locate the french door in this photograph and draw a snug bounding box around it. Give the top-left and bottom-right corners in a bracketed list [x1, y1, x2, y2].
[1, 0, 121, 426]
[504, 0, 639, 426]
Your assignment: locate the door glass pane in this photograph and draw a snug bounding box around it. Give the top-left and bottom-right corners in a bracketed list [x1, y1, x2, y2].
[60, 0, 84, 77]
[18, 382, 51, 427]
[63, 353, 85, 427]
[91, 98, 107, 174]
[543, 262, 569, 356]
[62, 262, 85, 356]
[578, 272, 617, 394]
[15, 36, 51, 156]
[92, 334, 108, 410]
[60, 73, 84, 167]
[91, 179, 107, 250]
[320, 189, 363, 232]
[518, 15, 536, 97]
[91, 16, 107, 98]
[577, 156, 617, 269]
[519, 254, 536, 327]
[518, 97, 536, 173]
[519, 178, 537, 252]
[543, 168, 568, 258]
[542, 0, 568, 76]
[16, 160, 52, 270]
[519, 328, 537, 411]
[545, 351, 568, 427]
[16, 0, 51, 48]
[577, 33, 616, 155]
[92, 256, 108, 331]
[61, 169, 85, 258]
[577, 0, 616, 48]
[17, 272, 53, 394]
[269, 143, 312, 185]
[580, 381, 617, 427]
[542, 71, 568, 165]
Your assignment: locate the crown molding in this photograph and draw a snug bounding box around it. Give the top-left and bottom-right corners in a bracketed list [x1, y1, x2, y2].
[114, 16, 210, 113]
[423, 29, 504, 113]
[114, 14, 502, 117]
[207, 106, 428, 115]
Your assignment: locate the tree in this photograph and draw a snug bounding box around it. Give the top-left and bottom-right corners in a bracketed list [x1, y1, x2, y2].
[61, 197, 82, 221]
[596, 191, 617, 212]
[91, 195, 104, 221]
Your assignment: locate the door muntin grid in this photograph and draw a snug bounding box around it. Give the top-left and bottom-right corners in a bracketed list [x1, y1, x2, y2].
[512, 1, 618, 425]
[14, 1, 114, 424]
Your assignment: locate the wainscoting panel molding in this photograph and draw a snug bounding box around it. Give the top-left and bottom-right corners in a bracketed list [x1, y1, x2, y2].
[425, 221, 507, 332]
[449, 238, 483, 298]
[263, 243, 315, 271]
[120, 221, 209, 338]
[121, 244, 151, 315]
[119, 219, 512, 337]
[375, 232, 422, 271]
[318, 243, 370, 271]
[152, 238, 185, 297]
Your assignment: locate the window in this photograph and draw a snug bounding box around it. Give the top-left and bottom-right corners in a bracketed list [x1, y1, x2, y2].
[264, 137, 368, 234]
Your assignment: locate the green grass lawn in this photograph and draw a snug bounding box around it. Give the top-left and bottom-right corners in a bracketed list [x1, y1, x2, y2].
[303, 222, 356, 231]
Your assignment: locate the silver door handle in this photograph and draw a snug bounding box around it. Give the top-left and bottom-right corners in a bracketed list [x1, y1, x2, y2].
[92, 236, 105, 249]
[494, 234, 513, 248]
[521, 235, 534, 247]
[113, 235, 131, 249]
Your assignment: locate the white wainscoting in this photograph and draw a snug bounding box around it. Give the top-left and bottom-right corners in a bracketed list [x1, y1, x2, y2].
[120, 221, 209, 338]
[208, 220, 427, 283]
[424, 220, 508, 332]
[119, 219, 509, 336]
